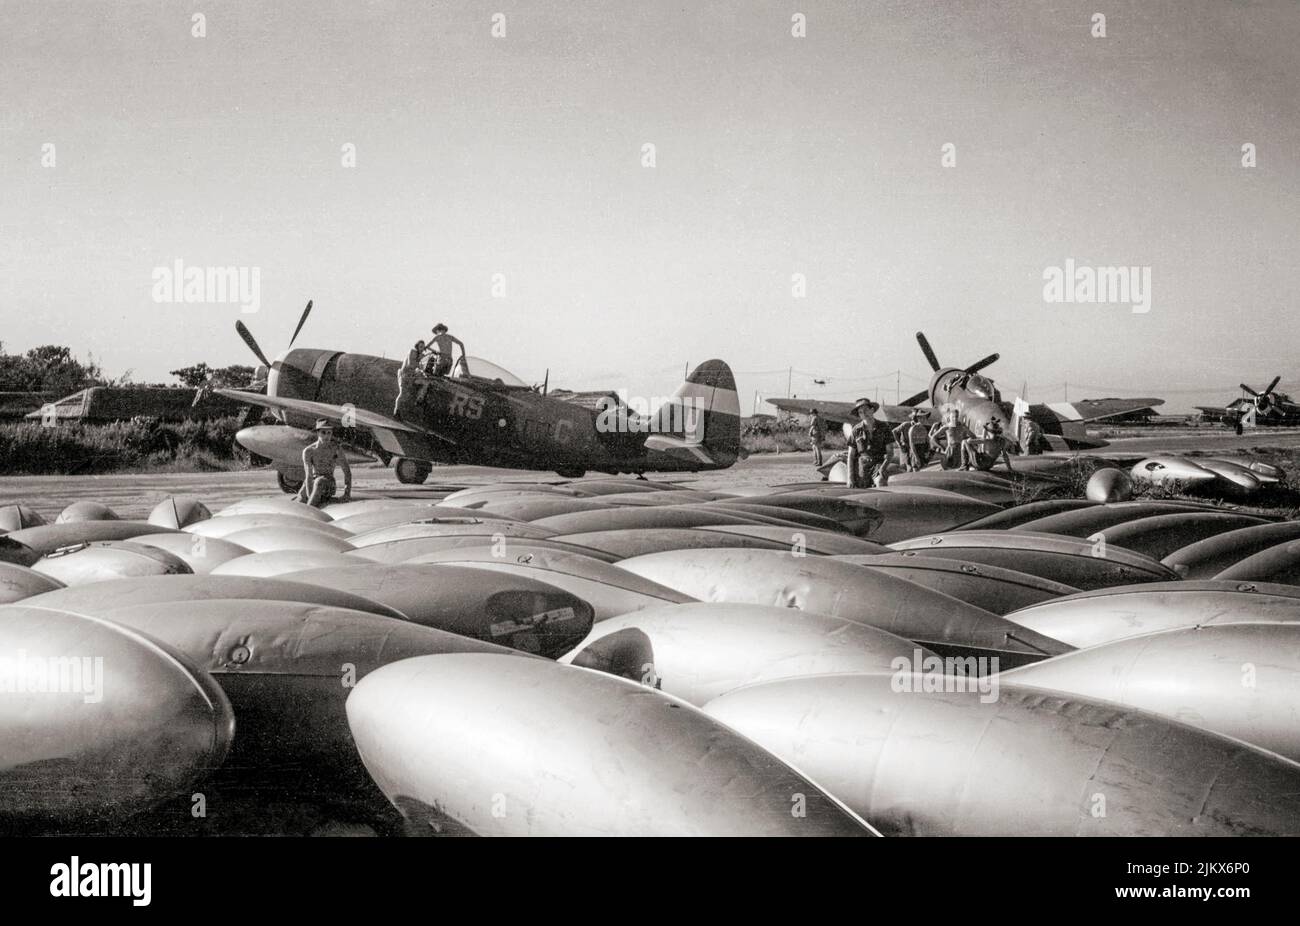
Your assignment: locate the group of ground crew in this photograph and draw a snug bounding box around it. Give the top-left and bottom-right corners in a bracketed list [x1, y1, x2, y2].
[807, 398, 1022, 487]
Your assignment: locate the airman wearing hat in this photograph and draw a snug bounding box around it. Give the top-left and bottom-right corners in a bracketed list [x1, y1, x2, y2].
[961, 417, 1014, 472]
[428, 324, 467, 378]
[297, 419, 352, 508]
[846, 398, 892, 488]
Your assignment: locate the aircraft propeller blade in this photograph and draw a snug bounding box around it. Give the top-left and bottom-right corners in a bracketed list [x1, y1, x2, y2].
[288, 299, 313, 347]
[235, 321, 272, 368]
[1241, 383, 1261, 397]
[899, 388, 930, 407]
[964, 353, 1000, 375]
[916, 332, 941, 372]
[1265, 375, 1282, 396]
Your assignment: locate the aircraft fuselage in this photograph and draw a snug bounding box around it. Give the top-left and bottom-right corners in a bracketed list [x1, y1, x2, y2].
[253, 348, 738, 478]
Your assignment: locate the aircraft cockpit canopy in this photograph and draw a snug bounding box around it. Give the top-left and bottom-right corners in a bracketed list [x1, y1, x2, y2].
[454, 356, 528, 387]
[966, 373, 998, 402]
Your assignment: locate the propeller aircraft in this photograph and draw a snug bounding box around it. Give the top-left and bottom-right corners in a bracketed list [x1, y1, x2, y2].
[215, 302, 742, 492]
[768, 332, 1165, 470]
[1195, 377, 1300, 428]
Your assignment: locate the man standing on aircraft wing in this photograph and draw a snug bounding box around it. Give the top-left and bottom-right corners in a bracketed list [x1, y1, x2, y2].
[297, 420, 352, 508]
[395, 338, 426, 416]
[429, 324, 468, 377]
[847, 398, 892, 488]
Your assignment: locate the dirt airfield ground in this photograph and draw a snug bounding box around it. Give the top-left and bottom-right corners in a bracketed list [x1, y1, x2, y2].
[4, 427, 1300, 520]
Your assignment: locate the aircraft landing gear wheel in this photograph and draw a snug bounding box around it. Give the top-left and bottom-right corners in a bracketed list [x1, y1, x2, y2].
[395, 458, 432, 485]
[276, 470, 304, 494]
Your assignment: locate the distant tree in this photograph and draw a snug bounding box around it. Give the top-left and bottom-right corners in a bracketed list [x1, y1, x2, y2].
[169, 363, 213, 387]
[214, 364, 255, 387]
[170, 363, 256, 388]
[0, 343, 106, 393]
[0, 343, 24, 390]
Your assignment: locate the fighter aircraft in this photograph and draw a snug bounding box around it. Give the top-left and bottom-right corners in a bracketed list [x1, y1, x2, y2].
[215, 303, 742, 491]
[1194, 377, 1300, 428]
[768, 332, 1164, 468]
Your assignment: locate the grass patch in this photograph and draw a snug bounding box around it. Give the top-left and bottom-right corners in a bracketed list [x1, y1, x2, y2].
[0, 416, 250, 475]
[744, 417, 846, 455]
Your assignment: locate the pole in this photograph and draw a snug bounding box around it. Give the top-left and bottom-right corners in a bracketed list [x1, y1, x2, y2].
[896, 370, 900, 404]
[787, 367, 792, 397]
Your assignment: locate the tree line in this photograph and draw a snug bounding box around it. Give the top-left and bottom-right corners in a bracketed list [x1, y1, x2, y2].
[0, 343, 252, 394]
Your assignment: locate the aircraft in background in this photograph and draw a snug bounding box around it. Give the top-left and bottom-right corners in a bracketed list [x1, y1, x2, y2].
[767, 332, 1164, 463]
[1194, 377, 1300, 428]
[215, 302, 741, 492]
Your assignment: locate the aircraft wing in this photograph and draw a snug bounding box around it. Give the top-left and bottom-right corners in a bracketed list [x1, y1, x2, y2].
[215, 389, 457, 444]
[766, 398, 857, 422]
[766, 397, 917, 426]
[1030, 398, 1164, 424]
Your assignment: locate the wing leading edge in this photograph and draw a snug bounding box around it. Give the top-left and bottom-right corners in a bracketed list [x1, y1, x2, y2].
[215, 388, 457, 445]
[766, 397, 914, 425]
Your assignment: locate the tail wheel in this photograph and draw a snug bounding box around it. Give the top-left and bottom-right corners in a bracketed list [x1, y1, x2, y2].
[276, 470, 304, 494]
[395, 458, 432, 485]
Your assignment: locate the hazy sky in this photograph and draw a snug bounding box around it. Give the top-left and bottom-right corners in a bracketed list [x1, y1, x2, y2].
[1, 0, 1296, 413]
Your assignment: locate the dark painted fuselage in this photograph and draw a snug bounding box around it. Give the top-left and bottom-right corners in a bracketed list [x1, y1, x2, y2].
[264, 348, 739, 476]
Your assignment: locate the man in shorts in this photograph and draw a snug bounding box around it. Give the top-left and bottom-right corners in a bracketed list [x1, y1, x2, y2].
[808, 411, 826, 467]
[428, 324, 467, 377]
[297, 419, 352, 508]
[961, 417, 1014, 472]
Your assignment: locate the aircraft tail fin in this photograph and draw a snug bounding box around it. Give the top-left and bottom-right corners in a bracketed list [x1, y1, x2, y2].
[665, 359, 741, 465]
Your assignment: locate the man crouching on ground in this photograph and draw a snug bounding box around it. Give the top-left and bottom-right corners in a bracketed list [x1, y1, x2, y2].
[297, 419, 352, 507]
